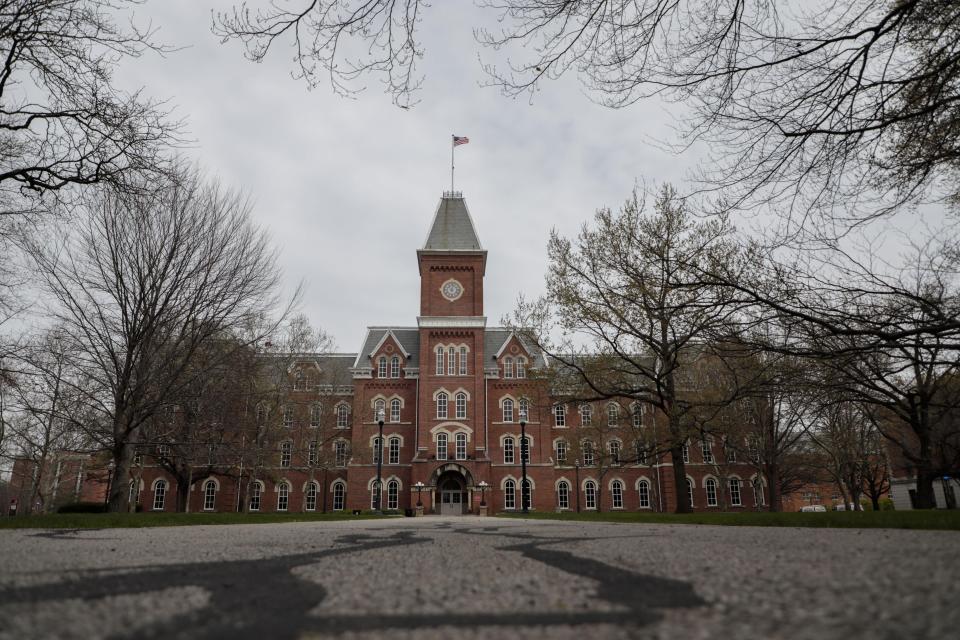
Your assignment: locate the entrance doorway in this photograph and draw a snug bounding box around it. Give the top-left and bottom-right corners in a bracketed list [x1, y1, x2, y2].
[438, 475, 465, 515]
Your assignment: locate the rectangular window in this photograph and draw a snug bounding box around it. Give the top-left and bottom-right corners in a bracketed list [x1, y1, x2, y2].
[389, 438, 400, 465]
[305, 484, 317, 511]
[516, 358, 526, 378]
[702, 440, 714, 463]
[378, 358, 387, 378]
[436, 434, 448, 461]
[437, 394, 448, 419]
[337, 405, 349, 428]
[580, 405, 592, 426]
[436, 347, 444, 375]
[554, 405, 566, 427]
[280, 442, 292, 468]
[283, 406, 293, 428]
[310, 404, 321, 428]
[455, 394, 467, 419]
[455, 433, 467, 460]
[372, 438, 382, 464]
[335, 442, 347, 467]
[682, 442, 690, 464]
[391, 399, 401, 423]
[636, 442, 647, 465]
[583, 442, 595, 466]
[391, 357, 400, 378]
[610, 441, 620, 465]
[308, 441, 318, 466]
[249, 484, 261, 511]
[556, 440, 567, 464]
[502, 400, 514, 423]
[729, 479, 742, 506]
[448, 347, 456, 376]
[706, 480, 718, 506]
[459, 346, 467, 375]
[504, 358, 514, 378]
[277, 485, 289, 512]
[503, 438, 515, 464]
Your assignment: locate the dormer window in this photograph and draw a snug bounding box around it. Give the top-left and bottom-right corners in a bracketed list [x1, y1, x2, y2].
[378, 357, 387, 378]
[293, 370, 305, 390]
[504, 357, 514, 379]
[390, 356, 400, 378]
[516, 357, 527, 378]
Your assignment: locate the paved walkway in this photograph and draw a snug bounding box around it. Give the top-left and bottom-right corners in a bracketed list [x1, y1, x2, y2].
[0, 516, 956, 639]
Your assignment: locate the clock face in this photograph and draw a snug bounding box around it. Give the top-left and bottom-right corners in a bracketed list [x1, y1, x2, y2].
[441, 279, 463, 301]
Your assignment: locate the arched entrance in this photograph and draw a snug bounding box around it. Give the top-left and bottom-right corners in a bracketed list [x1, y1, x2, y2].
[428, 463, 474, 515]
[437, 472, 465, 515]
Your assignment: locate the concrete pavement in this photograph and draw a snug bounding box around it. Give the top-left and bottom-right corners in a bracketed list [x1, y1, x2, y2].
[0, 516, 956, 639]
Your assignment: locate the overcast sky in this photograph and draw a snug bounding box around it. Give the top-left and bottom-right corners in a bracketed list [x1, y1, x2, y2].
[112, 1, 699, 351]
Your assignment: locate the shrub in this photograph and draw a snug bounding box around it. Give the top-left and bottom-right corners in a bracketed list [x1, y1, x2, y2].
[57, 502, 109, 514]
[880, 498, 895, 511]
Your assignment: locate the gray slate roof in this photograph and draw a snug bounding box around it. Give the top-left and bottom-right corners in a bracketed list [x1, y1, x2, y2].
[421, 194, 483, 252]
[356, 328, 421, 368]
[484, 328, 548, 368]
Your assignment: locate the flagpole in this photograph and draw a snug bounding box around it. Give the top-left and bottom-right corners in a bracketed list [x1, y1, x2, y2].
[450, 134, 455, 192]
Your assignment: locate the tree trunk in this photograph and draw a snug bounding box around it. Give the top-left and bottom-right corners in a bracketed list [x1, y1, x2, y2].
[765, 463, 782, 512]
[870, 494, 881, 511]
[914, 471, 937, 509]
[671, 444, 691, 513]
[107, 438, 135, 513]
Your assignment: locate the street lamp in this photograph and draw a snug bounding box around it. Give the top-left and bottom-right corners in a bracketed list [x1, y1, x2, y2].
[574, 459, 581, 513]
[375, 408, 385, 513]
[414, 481, 425, 508]
[478, 480, 489, 506]
[520, 407, 529, 514]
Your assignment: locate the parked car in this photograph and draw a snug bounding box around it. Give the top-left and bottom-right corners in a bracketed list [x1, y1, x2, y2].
[800, 505, 827, 513]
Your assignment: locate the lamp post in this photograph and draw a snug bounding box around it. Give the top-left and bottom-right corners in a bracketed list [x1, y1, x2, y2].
[414, 481, 425, 515]
[574, 459, 581, 513]
[520, 407, 529, 514]
[375, 408, 385, 513]
[477, 480, 489, 516]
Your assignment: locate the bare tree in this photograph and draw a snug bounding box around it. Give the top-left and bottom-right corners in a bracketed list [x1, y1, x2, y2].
[25, 164, 291, 512]
[0, 0, 178, 216]
[514, 184, 743, 512]
[213, 0, 426, 107]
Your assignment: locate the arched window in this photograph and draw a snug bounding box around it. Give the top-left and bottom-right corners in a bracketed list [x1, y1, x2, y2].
[336, 404, 350, 428]
[637, 480, 651, 509]
[374, 398, 386, 422]
[332, 481, 346, 511]
[370, 481, 381, 510]
[455, 392, 467, 419]
[249, 481, 263, 511]
[435, 346, 445, 375]
[504, 479, 516, 510]
[203, 480, 217, 511]
[305, 482, 318, 511]
[580, 404, 592, 426]
[729, 478, 742, 506]
[582, 440, 595, 466]
[152, 480, 167, 511]
[609, 441, 621, 464]
[277, 482, 290, 511]
[436, 392, 448, 419]
[753, 479, 766, 506]
[280, 441, 292, 468]
[687, 479, 695, 508]
[390, 398, 401, 423]
[518, 398, 529, 422]
[607, 403, 619, 427]
[503, 357, 514, 378]
[129, 480, 138, 505]
[378, 356, 387, 378]
[555, 440, 567, 464]
[390, 356, 400, 378]
[585, 481, 597, 510]
[387, 479, 399, 510]
[611, 480, 624, 509]
[334, 441, 348, 467]
[436, 433, 448, 460]
[503, 437, 515, 464]
[554, 404, 566, 427]
[455, 433, 467, 460]
[502, 398, 514, 423]
[516, 357, 527, 379]
[448, 346, 456, 375]
[310, 403, 321, 428]
[632, 403, 643, 428]
[372, 437, 382, 464]
[557, 481, 570, 510]
[706, 478, 718, 506]
[388, 437, 401, 464]
[459, 346, 468, 375]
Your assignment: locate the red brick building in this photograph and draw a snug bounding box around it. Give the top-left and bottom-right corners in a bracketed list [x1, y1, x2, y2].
[8, 193, 768, 515]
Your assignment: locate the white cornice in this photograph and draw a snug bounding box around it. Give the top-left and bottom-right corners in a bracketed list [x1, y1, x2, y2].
[417, 316, 487, 328]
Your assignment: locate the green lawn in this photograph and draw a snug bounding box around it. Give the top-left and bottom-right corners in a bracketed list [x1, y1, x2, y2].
[497, 509, 960, 531]
[0, 511, 396, 530]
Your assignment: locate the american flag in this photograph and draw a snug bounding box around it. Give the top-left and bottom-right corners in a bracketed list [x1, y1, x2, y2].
[453, 135, 470, 146]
